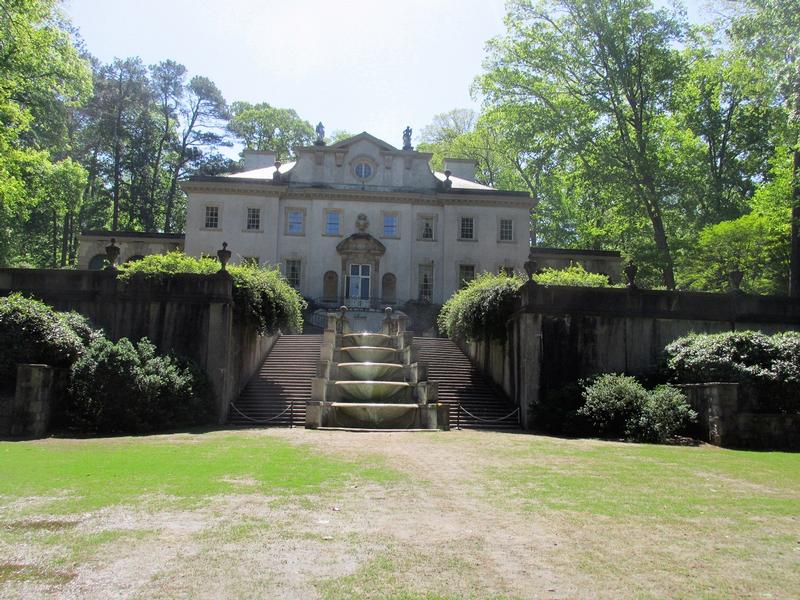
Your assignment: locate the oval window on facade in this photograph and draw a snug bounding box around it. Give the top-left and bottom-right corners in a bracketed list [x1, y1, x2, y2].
[354, 161, 372, 180]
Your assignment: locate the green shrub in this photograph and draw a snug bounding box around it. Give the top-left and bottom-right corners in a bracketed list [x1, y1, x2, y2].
[577, 374, 695, 442]
[634, 386, 698, 443]
[58, 311, 104, 346]
[67, 336, 213, 434]
[663, 330, 800, 413]
[0, 294, 83, 391]
[533, 263, 611, 288]
[118, 252, 306, 334]
[438, 272, 525, 340]
[438, 264, 614, 341]
[578, 374, 649, 438]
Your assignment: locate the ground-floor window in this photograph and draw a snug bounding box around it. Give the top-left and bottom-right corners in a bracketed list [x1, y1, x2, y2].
[459, 264, 476, 288]
[285, 259, 301, 287]
[418, 264, 433, 302]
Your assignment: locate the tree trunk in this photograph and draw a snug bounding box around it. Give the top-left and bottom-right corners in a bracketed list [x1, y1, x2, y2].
[790, 147, 800, 297]
[60, 211, 70, 267]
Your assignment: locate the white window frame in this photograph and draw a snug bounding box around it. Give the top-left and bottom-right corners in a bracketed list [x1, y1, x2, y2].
[459, 216, 476, 241]
[323, 209, 342, 236]
[381, 211, 400, 239]
[284, 259, 302, 288]
[204, 205, 220, 230]
[417, 214, 437, 241]
[498, 218, 514, 242]
[285, 207, 306, 236]
[418, 263, 434, 302]
[246, 207, 261, 231]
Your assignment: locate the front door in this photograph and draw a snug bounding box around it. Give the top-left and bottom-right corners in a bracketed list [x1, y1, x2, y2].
[346, 264, 371, 308]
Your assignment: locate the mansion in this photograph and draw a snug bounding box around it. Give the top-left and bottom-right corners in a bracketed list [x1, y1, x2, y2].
[78, 130, 621, 318]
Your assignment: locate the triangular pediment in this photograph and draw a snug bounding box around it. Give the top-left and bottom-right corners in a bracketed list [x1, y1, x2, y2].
[336, 232, 386, 256]
[328, 132, 397, 152]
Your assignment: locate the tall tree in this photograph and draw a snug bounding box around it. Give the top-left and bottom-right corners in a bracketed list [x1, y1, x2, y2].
[0, 0, 90, 266]
[725, 0, 800, 295]
[479, 0, 688, 288]
[163, 76, 228, 232]
[228, 102, 314, 159]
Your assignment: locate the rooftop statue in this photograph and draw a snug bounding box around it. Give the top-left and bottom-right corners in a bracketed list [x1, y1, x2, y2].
[315, 122, 325, 145]
[402, 126, 412, 150]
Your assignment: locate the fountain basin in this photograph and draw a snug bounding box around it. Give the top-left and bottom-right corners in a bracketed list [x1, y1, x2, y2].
[341, 333, 391, 347]
[342, 346, 396, 363]
[338, 362, 403, 381]
[330, 402, 419, 428]
[335, 380, 409, 402]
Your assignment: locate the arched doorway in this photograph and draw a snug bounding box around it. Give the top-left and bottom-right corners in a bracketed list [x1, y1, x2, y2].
[381, 273, 396, 304]
[323, 270, 338, 302]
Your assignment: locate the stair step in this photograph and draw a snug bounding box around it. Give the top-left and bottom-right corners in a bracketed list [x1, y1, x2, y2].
[228, 334, 519, 429]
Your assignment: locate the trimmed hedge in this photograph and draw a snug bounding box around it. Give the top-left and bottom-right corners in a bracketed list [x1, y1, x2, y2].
[438, 264, 612, 340]
[118, 252, 306, 334]
[534, 263, 611, 288]
[0, 294, 83, 391]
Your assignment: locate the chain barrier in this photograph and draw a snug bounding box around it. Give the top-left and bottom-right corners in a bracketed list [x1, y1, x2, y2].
[457, 404, 520, 425]
[229, 401, 294, 425]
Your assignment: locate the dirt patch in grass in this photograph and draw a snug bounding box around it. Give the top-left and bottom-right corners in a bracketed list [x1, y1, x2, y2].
[1, 428, 798, 599]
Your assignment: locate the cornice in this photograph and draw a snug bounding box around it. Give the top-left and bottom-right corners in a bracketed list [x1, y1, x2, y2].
[181, 179, 533, 209]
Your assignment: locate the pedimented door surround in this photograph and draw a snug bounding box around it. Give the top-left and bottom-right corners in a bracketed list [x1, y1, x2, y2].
[336, 214, 386, 309]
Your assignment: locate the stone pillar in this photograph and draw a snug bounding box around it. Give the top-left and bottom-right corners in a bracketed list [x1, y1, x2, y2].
[682, 383, 739, 446]
[0, 365, 55, 438]
[516, 312, 543, 430]
[205, 274, 235, 424]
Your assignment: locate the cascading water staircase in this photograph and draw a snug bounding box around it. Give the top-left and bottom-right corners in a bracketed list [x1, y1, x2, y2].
[306, 308, 449, 430]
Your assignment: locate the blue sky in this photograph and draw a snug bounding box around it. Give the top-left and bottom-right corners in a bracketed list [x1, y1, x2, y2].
[63, 0, 708, 150]
[63, 0, 509, 148]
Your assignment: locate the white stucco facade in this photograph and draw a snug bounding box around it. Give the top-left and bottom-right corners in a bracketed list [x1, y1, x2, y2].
[182, 133, 534, 307]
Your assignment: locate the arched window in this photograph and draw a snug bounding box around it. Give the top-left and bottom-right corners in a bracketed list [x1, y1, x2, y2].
[382, 273, 397, 304]
[323, 270, 338, 301]
[88, 254, 106, 270]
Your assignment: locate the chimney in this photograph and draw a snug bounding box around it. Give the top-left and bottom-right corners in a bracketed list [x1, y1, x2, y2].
[443, 158, 477, 182]
[243, 150, 276, 171]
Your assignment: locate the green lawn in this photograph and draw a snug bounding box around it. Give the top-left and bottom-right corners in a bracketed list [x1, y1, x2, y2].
[1, 429, 798, 599]
[0, 431, 398, 515]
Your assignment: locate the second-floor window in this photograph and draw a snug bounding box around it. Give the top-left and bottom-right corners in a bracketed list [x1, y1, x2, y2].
[499, 219, 513, 241]
[418, 216, 435, 240]
[383, 213, 399, 237]
[247, 207, 260, 230]
[287, 209, 304, 235]
[205, 206, 219, 229]
[460, 216, 475, 240]
[325, 210, 340, 235]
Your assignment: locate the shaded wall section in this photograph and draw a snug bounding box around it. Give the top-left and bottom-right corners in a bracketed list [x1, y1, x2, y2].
[461, 282, 800, 432]
[0, 268, 277, 423]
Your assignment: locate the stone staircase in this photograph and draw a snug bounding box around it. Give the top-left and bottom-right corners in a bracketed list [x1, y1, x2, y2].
[413, 337, 520, 430]
[229, 334, 519, 430]
[228, 334, 322, 427]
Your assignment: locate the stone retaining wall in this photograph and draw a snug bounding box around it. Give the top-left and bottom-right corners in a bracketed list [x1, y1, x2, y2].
[0, 268, 278, 426]
[681, 383, 800, 450]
